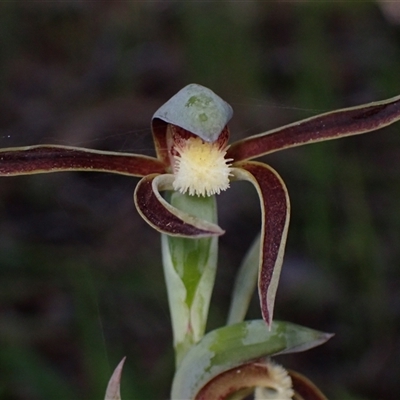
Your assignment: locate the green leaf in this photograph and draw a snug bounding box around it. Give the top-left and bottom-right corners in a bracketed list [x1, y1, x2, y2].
[162, 192, 219, 366]
[171, 320, 333, 400]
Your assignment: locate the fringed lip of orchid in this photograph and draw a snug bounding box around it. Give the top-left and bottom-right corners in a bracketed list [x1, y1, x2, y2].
[166, 123, 233, 197]
[1, 85, 400, 328]
[171, 135, 233, 197]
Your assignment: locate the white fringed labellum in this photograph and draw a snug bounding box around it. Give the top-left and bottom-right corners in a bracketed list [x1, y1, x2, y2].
[166, 124, 233, 197]
[172, 135, 232, 196]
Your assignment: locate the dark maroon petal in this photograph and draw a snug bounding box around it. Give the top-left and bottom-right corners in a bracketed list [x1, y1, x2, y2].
[232, 162, 290, 326]
[228, 94, 400, 162]
[0, 145, 166, 177]
[289, 370, 328, 400]
[134, 174, 224, 237]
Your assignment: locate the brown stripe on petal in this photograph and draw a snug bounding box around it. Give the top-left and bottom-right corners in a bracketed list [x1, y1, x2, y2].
[167, 124, 230, 156]
[214, 125, 230, 149]
[152, 118, 170, 166]
[0, 145, 166, 177]
[232, 162, 290, 326]
[134, 174, 224, 237]
[228, 94, 400, 161]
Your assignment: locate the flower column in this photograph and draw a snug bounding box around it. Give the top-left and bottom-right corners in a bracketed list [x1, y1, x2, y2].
[150, 85, 234, 366]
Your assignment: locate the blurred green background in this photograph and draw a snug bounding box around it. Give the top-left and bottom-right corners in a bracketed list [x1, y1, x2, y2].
[1, 2, 400, 399]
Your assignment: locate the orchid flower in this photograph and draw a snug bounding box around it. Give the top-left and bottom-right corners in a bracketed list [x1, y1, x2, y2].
[1, 84, 400, 328]
[3, 84, 400, 400]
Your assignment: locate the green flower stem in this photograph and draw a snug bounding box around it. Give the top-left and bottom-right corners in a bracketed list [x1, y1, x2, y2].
[161, 192, 219, 367]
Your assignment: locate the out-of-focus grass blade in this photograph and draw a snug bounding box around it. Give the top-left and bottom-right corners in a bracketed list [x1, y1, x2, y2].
[227, 234, 260, 325]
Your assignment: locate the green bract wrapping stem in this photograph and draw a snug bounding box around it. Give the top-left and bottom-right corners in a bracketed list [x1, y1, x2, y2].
[171, 320, 333, 400]
[161, 192, 219, 367]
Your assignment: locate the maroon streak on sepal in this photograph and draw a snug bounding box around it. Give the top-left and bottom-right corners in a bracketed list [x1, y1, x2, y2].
[152, 119, 170, 166]
[0, 145, 166, 177]
[289, 370, 328, 400]
[134, 174, 224, 238]
[232, 162, 290, 326]
[228, 94, 400, 162]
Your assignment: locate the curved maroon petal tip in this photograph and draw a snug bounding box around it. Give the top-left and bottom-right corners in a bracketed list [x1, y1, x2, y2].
[228, 93, 400, 162]
[0, 145, 166, 177]
[134, 174, 224, 238]
[232, 162, 290, 326]
[289, 370, 329, 400]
